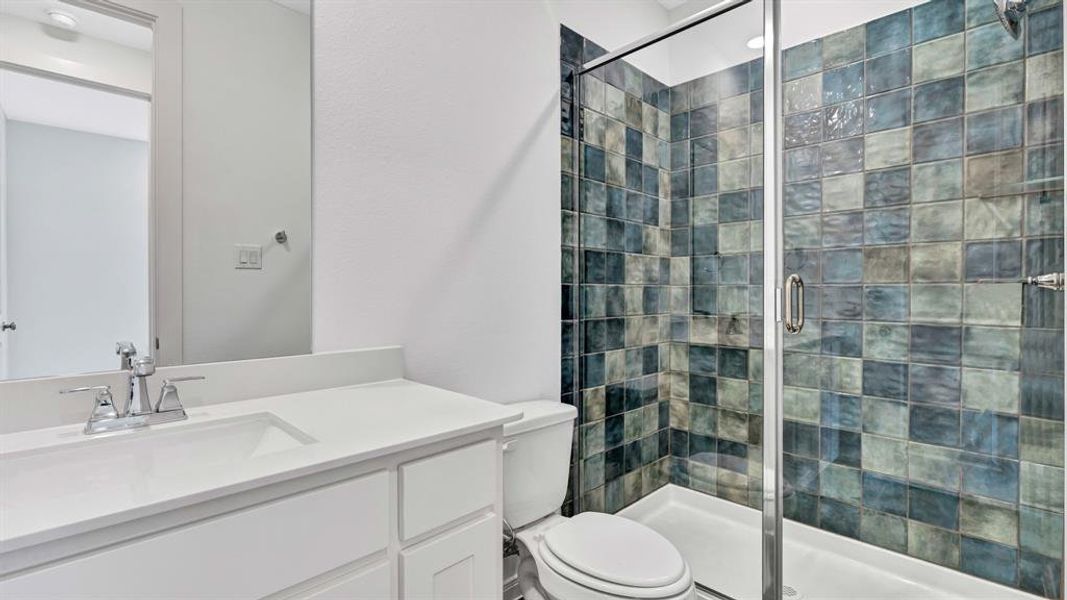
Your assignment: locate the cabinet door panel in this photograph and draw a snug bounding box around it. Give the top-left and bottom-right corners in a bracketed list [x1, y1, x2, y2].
[400, 514, 499, 599]
[400, 440, 496, 540]
[301, 561, 391, 599]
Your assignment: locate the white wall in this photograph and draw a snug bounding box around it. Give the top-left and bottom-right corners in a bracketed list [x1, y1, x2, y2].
[312, 0, 670, 403]
[0, 13, 151, 94]
[4, 121, 149, 378]
[179, 0, 312, 365]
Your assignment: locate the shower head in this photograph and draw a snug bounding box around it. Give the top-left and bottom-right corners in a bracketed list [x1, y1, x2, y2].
[993, 0, 1027, 39]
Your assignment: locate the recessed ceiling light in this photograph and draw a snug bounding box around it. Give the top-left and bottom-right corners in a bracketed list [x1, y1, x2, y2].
[747, 36, 764, 49]
[46, 9, 78, 30]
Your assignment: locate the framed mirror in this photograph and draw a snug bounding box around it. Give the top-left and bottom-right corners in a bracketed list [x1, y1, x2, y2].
[0, 0, 312, 380]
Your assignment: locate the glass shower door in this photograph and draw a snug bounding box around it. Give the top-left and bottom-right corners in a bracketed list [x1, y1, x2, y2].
[774, 1, 1066, 599]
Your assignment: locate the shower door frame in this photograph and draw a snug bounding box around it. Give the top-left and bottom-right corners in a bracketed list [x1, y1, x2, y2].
[573, 1, 785, 599]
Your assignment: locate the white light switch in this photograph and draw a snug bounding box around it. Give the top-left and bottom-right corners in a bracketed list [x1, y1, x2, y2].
[234, 244, 262, 270]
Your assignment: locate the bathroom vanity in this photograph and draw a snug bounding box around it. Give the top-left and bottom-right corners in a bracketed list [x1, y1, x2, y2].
[0, 349, 522, 599]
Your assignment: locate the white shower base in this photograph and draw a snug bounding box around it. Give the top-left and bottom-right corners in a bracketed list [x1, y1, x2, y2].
[619, 484, 1037, 600]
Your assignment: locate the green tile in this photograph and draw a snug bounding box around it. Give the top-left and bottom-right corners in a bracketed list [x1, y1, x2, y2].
[964, 197, 1023, 240]
[785, 386, 822, 423]
[692, 195, 719, 225]
[909, 521, 961, 568]
[718, 409, 749, 442]
[911, 243, 963, 282]
[1027, 193, 1065, 236]
[719, 222, 751, 254]
[962, 368, 1020, 413]
[785, 353, 822, 388]
[720, 94, 750, 129]
[913, 33, 965, 84]
[863, 397, 909, 439]
[719, 159, 750, 192]
[863, 433, 909, 477]
[963, 326, 1021, 370]
[671, 399, 690, 428]
[864, 322, 910, 360]
[821, 356, 863, 394]
[866, 128, 912, 169]
[963, 283, 1022, 326]
[718, 127, 750, 161]
[624, 409, 645, 441]
[718, 286, 748, 314]
[865, 246, 910, 283]
[1027, 51, 1064, 101]
[1021, 462, 1065, 511]
[909, 442, 963, 491]
[785, 215, 821, 249]
[861, 509, 909, 553]
[606, 153, 626, 187]
[912, 284, 963, 323]
[822, 173, 864, 212]
[1021, 417, 1065, 467]
[823, 25, 865, 68]
[960, 495, 1019, 546]
[821, 462, 862, 504]
[1020, 506, 1065, 558]
[785, 319, 822, 353]
[964, 150, 1024, 198]
[785, 74, 822, 114]
[913, 160, 963, 203]
[912, 201, 963, 242]
[966, 61, 1025, 113]
[689, 461, 716, 494]
[718, 378, 750, 411]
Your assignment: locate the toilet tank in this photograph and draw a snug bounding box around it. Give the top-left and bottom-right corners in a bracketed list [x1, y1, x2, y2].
[502, 400, 577, 529]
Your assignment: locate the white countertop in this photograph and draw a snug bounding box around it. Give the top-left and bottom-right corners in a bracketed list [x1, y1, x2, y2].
[0, 379, 522, 553]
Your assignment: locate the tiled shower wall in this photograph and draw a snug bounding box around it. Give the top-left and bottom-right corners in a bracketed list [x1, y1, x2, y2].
[565, 0, 1064, 596]
[663, 0, 1065, 597]
[561, 26, 674, 515]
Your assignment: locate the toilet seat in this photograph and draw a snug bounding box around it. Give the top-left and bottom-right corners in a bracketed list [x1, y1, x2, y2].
[521, 513, 694, 600]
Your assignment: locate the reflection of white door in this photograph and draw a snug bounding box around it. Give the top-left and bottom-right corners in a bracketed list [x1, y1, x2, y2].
[0, 108, 8, 379]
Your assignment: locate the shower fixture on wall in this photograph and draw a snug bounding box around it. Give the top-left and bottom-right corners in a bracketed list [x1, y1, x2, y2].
[994, 0, 1028, 38]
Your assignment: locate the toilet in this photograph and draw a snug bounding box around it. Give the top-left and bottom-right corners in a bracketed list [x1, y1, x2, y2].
[504, 400, 696, 600]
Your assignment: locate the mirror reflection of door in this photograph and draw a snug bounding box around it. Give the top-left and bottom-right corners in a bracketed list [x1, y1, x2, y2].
[0, 1, 152, 379]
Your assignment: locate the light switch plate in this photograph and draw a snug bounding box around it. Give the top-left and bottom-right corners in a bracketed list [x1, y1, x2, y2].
[234, 244, 262, 270]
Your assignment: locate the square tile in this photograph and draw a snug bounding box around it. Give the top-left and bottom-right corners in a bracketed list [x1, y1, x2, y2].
[967, 21, 1025, 70]
[1020, 417, 1065, 466]
[962, 367, 1020, 413]
[911, 243, 962, 282]
[964, 241, 1023, 281]
[913, 160, 963, 203]
[912, 284, 962, 323]
[863, 434, 909, 477]
[914, 77, 964, 123]
[1021, 461, 1064, 511]
[913, 0, 965, 44]
[962, 454, 1019, 503]
[1027, 51, 1064, 101]
[823, 25, 866, 68]
[865, 208, 910, 245]
[912, 201, 963, 242]
[785, 39, 823, 81]
[966, 106, 1024, 155]
[867, 89, 912, 133]
[864, 322, 910, 361]
[823, 62, 865, 105]
[963, 283, 1022, 326]
[910, 483, 960, 529]
[911, 363, 962, 405]
[963, 326, 1021, 370]
[822, 138, 865, 176]
[824, 100, 865, 140]
[864, 285, 909, 321]
[909, 521, 961, 568]
[964, 196, 1023, 239]
[960, 537, 1018, 585]
[867, 48, 912, 95]
[866, 128, 912, 169]
[966, 62, 1024, 113]
[1028, 6, 1064, 56]
[823, 173, 864, 212]
[913, 118, 964, 163]
[961, 495, 1019, 546]
[865, 471, 908, 515]
[962, 410, 1019, 457]
[1027, 98, 1065, 146]
[911, 324, 963, 364]
[865, 245, 910, 282]
[913, 33, 965, 83]
[867, 10, 912, 57]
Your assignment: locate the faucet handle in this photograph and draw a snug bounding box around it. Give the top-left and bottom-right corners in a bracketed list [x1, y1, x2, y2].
[132, 355, 156, 377]
[60, 385, 119, 429]
[155, 376, 205, 414]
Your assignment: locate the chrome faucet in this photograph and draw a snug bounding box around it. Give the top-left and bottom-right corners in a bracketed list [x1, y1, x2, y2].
[59, 343, 205, 435]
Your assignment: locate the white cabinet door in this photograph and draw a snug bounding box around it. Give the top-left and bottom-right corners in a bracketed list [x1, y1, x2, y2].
[400, 514, 499, 599]
[300, 561, 392, 599]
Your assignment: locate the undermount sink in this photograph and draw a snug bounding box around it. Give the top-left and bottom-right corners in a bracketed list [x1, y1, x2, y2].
[0, 413, 316, 508]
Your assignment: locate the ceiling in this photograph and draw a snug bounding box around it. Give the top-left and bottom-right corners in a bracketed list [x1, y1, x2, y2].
[0, 0, 151, 51]
[0, 68, 150, 141]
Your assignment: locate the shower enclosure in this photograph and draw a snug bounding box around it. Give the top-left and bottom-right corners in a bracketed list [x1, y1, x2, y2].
[561, 0, 1065, 598]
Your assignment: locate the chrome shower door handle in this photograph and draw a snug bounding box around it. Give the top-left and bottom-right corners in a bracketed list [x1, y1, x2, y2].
[784, 274, 805, 334]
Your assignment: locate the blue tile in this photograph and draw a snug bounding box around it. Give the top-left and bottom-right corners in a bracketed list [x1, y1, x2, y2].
[785, 111, 824, 149]
[962, 454, 1019, 502]
[821, 138, 865, 177]
[720, 63, 750, 97]
[786, 146, 822, 182]
[692, 224, 717, 255]
[785, 491, 820, 526]
[1029, 7, 1064, 56]
[607, 186, 626, 219]
[910, 404, 961, 447]
[819, 498, 861, 538]
[865, 167, 911, 207]
[1022, 375, 1065, 420]
[966, 106, 1023, 155]
[581, 353, 605, 388]
[690, 374, 717, 405]
[785, 420, 820, 458]
[867, 48, 912, 95]
[823, 62, 865, 105]
[690, 105, 718, 137]
[719, 255, 748, 284]
[864, 286, 908, 322]
[560, 26, 583, 64]
[1025, 237, 1065, 278]
[822, 286, 864, 319]
[625, 158, 642, 191]
[1027, 143, 1065, 186]
[692, 256, 718, 285]
[625, 127, 642, 159]
[823, 248, 863, 283]
[911, 325, 962, 364]
[961, 410, 1019, 458]
[913, 118, 964, 163]
[864, 208, 910, 245]
[822, 321, 864, 357]
[867, 10, 912, 57]
[964, 241, 1022, 281]
[785, 454, 820, 494]
[822, 391, 863, 429]
[968, 21, 1025, 69]
[642, 165, 659, 197]
[693, 165, 718, 196]
[1027, 98, 1064, 146]
[691, 135, 717, 166]
[784, 39, 823, 81]
[864, 472, 909, 516]
[583, 145, 605, 182]
[718, 439, 748, 474]
[1019, 551, 1062, 598]
[909, 483, 960, 529]
[863, 360, 909, 399]
[910, 364, 962, 405]
[670, 170, 690, 199]
[914, 77, 964, 123]
[605, 414, 624, 447]
[913, 0, 965, 44]
[867, 89, 912, 133]
[670, 113, 689, 141]
[689, 345, 717, 376]
[821, 427, 862, 467]
[823, 212, 865, 247]
[785, 182, 822, 216]
[824, 100, 865, 140]
[1022, 328, 1064, 376]
[719, 347, 749, 379]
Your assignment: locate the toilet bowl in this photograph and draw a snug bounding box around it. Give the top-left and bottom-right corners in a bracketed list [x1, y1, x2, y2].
[504, 401, 695, 600]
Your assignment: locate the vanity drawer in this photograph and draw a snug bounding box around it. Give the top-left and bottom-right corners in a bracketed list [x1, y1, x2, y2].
[399, 440, 496, 540]
[0, 471, 389, 599]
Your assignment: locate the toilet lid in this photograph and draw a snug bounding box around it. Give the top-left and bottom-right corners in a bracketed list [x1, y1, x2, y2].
[542, 512, 686, 588]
